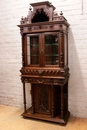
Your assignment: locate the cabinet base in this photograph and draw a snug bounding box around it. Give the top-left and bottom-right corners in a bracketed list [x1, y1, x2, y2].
[21, 108, 70, 125]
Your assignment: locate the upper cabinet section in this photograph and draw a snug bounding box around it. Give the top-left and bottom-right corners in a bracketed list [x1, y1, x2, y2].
[18, 1, 69, 34]
[26, 32, 59, 67]
[18, 1, 70, 68]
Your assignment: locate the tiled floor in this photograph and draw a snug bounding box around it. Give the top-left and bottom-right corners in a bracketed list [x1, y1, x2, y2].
[0, 105, 87, 130]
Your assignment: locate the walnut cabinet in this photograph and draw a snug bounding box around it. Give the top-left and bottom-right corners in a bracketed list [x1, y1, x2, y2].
[18, 1, 70, 125]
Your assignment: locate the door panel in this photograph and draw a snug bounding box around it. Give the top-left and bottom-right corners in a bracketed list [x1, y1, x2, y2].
[33, 84, 51, 115]
[27, 34, 40, 65]
[44, 33, 59, 66]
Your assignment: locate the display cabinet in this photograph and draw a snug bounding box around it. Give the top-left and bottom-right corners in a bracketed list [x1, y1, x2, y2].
[18, 1, 70, 125]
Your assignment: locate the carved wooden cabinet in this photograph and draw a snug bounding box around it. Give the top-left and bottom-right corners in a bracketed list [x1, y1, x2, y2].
[18, 1, 70, 125]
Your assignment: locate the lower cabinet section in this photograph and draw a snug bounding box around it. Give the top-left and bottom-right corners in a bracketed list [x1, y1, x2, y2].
[22, 82, 70, 125]
[33, 84, 51, 115]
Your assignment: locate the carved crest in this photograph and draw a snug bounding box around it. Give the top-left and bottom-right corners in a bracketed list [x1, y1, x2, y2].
[19, 1, 68, 25]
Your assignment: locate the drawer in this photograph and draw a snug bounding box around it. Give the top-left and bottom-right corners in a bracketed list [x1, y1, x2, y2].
[22, 77, 63, 85]
[31, 78, 52, 85]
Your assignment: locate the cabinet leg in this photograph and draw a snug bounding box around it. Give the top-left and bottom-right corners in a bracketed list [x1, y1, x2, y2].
[51, 85, 54, 117]
[23, 82, 27, 113]
[31, 85, 35, 114]
[61, 85, 64, 119]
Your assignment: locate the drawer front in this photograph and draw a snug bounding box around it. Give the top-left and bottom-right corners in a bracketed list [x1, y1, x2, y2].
[31, 78, 52, 85]
[22, 77, 63, 85]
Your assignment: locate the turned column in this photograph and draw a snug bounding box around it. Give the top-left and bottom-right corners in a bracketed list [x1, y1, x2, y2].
[59, 27, 64, 68]
[51, 85, 54, 117]
[23, 82, 27, 113]
[60, 85, 64, 119]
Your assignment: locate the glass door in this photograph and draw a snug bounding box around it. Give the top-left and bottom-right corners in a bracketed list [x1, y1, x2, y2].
[27, 34, 39, 65]
[26, 32, 59, 67]
[44, 33, 59, 65]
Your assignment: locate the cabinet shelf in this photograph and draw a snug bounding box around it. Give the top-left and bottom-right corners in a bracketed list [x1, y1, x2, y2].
[45, 54, 58, 56]
[31, 55, 39, 56]
[45, 43, 58, 46]
[30, 44, 39, 47]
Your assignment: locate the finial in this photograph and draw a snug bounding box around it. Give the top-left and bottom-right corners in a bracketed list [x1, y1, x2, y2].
[21, 16, 23, 20]
[49, 2, 52, 6]
[29, 6, 32, 11]
[60, 11, 63, 16]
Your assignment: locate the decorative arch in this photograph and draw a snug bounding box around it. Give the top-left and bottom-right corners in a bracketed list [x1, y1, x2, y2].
[31, 8, 49, 23]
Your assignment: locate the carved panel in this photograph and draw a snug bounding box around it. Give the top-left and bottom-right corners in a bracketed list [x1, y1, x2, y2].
[33, 25, 48, 30]
[20, 69, 63, 76]
[37, 86, 49, 112]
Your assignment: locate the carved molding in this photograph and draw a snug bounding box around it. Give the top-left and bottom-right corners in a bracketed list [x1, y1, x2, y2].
[33, 25, 48, 30]
[21, 76, 69, 85]
[20, 69, 63, 76]
[20, 24, 54, 34]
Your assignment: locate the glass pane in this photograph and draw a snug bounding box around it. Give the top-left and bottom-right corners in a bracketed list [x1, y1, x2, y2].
[27, 35, 39, 65]
[45, 34, 59, 65]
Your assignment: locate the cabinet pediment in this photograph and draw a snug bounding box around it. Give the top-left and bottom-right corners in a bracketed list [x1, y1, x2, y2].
[30, 1, 55, 23]
[19, 1, 69, 26]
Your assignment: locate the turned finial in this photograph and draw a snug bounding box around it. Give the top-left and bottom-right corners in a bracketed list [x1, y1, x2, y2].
[60, 11, 63, 16]
[29, 6, 32, 11]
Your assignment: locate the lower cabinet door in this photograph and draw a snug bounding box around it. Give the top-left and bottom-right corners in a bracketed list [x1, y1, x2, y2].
[32, 84, 52, 115]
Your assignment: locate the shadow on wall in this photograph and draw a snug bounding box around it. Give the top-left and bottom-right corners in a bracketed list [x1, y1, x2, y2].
[68, 27, 86, 118]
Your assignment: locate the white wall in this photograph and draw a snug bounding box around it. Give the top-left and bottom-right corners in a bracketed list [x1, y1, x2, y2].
[0, 0, 87, 118]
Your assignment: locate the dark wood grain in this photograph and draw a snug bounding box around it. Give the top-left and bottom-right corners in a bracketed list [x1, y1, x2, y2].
[18, 1, 70, 125]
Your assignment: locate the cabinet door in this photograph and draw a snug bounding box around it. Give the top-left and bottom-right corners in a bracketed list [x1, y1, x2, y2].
[26, 32, 59, 67]
[26, 34, 40, 65]
[44, 32, 59, 66]
[33, 84, 51, 115]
